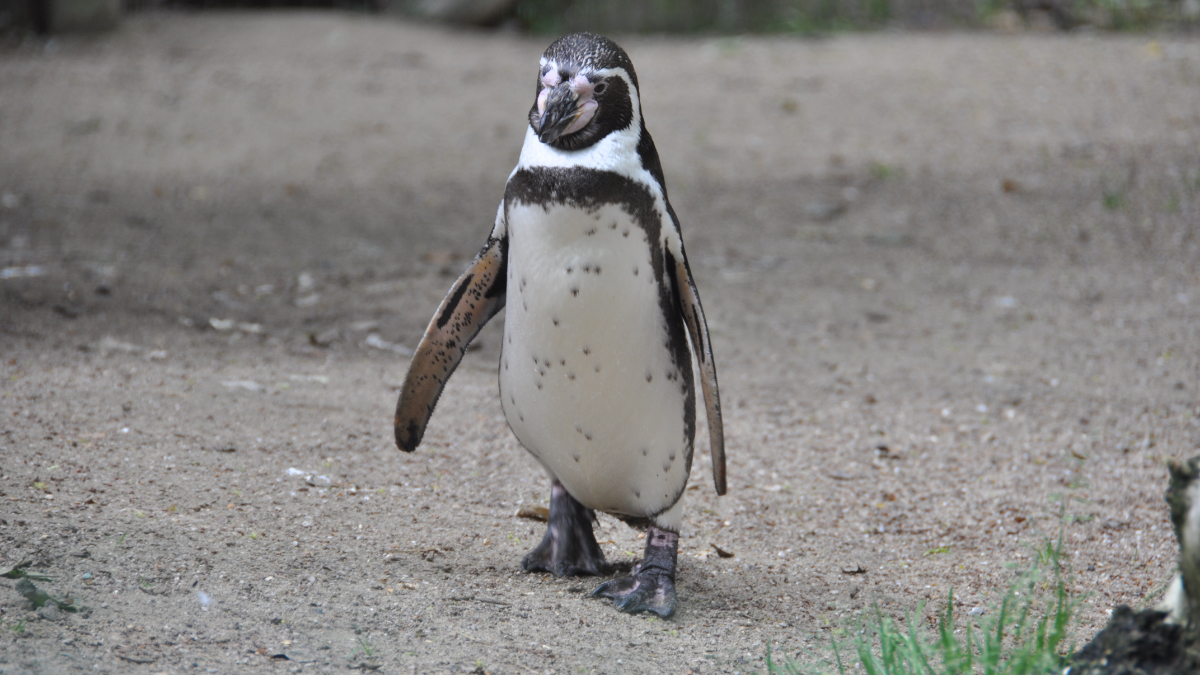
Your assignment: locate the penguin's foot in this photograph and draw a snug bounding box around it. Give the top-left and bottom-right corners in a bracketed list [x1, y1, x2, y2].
[521, 482, 609, 577]
[592, 527, 678, 618]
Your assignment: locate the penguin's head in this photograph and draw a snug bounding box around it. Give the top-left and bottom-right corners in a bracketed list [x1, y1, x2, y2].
[530, 32, 639, 151]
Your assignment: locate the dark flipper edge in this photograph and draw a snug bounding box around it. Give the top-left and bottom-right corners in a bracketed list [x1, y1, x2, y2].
[674, 253, 725, 495]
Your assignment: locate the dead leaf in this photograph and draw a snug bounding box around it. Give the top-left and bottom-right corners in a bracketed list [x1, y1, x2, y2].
[711, 543, 735, 558]
[516, 505, 549, 521]
[842, 564, 867, 575]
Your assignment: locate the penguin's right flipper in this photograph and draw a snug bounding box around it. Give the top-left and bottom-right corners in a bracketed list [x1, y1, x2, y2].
[394, 235, 507, 452]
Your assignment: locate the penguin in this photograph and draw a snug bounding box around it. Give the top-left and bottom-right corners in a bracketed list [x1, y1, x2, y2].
[394, 32, 724, 618]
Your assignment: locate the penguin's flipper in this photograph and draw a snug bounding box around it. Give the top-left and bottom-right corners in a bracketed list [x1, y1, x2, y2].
[674, 253, 726, 495]
[394, 235, 507, 452]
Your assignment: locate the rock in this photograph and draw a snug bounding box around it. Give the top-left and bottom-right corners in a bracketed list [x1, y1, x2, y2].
[804, 201, 847, 223]
[1068, 606, 1185, 675]
[36, 602, 62, 621]
[1068, 457, 1200, 674]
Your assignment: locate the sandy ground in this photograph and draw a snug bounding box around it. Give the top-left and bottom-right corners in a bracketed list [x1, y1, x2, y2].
[1, 12, 1199, 674]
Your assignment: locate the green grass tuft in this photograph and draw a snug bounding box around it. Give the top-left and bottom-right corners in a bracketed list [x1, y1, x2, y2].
[764, 532, 1080, 675]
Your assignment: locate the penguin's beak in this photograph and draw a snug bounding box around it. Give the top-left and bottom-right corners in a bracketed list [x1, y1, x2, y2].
[536, 80, 598, 145]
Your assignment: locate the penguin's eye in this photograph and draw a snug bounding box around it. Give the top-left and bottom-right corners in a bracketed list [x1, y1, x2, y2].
[593, 82, 607, 94]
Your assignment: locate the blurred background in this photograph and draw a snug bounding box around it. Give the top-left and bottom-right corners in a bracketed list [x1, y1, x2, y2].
[3, 0, 1199, 35]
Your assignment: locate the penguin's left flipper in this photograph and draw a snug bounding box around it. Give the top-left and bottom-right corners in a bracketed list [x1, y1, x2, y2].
[592, 527, 678, 618]
[394, 235, 507, 452]
[673, 252, 726, 495]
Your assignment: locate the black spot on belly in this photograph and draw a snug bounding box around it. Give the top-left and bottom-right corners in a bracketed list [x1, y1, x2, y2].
[559, 358, 566, 366]
[633, 488, 641, 498]
[662, 460, 670, 472]
[669, 451, 676, 461]
[571, 287, 579, 297]
[633, 265, 639, 276]
[567, 372, 575, 380]
[610, 222, 618, 229]
[641, 447, 648, 456]
[645, 372, 653, 383]
[582, 346, 590, 355]
[594, 265, 601, 275]
[552, 318, 559, 326]
[536, 382, 543, 390]
[584, 433, 592, 441]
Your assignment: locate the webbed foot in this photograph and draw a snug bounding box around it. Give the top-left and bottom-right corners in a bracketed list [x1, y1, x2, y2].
[592, 527, 678, 618]
[521, 481, 609, 577]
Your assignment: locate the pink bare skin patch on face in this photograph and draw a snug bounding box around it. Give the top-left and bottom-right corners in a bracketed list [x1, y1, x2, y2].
[537, 66, 561, 115]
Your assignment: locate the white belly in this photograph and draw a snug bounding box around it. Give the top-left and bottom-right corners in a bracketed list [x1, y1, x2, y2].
[499, 202, 690, 518]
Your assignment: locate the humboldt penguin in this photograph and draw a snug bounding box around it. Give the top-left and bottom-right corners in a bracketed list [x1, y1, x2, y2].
[395, 32, 724, 618]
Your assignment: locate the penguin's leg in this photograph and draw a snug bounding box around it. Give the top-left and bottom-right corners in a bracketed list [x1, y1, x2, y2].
[591, 525, 678, 618]
[521, 481, 609, 577]
[592, 500, 682, 618]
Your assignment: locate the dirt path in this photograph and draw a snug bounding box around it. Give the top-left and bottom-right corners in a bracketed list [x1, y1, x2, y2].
[1, 13, 1199, 674]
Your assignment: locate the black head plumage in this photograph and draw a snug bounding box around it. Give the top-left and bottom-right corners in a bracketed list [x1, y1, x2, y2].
[529, 33, 641, 152]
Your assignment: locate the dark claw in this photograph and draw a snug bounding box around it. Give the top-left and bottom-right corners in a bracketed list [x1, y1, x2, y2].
[592, 570, 676, 618]
[521, 482, 609, 577]
[592, 527, 679, 618]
